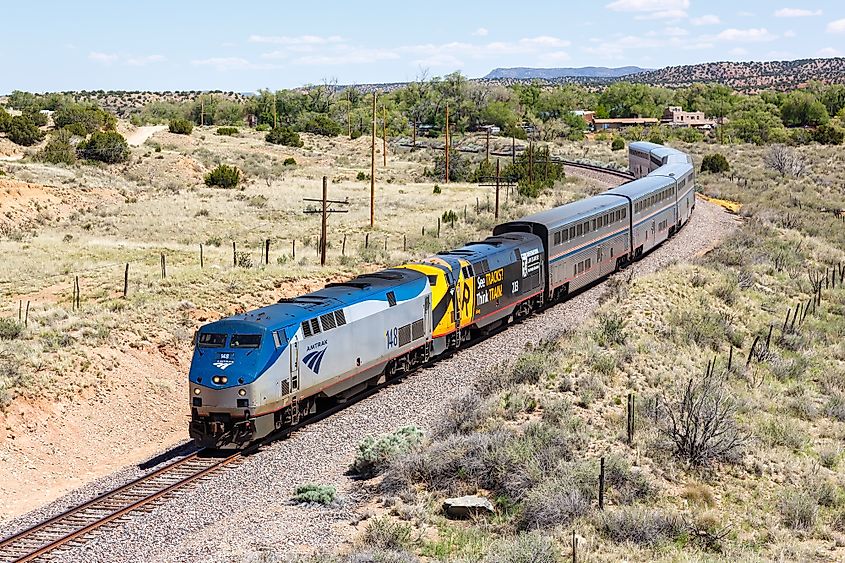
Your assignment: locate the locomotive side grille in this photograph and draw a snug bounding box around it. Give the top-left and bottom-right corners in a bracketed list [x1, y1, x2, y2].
[335, 309, 346, 326]
[320, 312, 336, 330]
[281, 380, 290, 395]
[398, 324, 412, 347]
[310, 318, 321, 334]
[411, 319, 424, 340]
[301, 321, 312, 337]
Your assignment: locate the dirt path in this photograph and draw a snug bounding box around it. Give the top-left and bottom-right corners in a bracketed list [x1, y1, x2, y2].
[125, 126, 167, 147]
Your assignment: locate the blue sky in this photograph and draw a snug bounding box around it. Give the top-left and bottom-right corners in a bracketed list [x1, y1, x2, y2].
[3, 0, 845, 92]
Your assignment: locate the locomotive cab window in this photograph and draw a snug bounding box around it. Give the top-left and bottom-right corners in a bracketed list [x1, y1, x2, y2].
[387, 291, 397, 307]
[198, 333, 226, 347]
[231, 334, 261, 348]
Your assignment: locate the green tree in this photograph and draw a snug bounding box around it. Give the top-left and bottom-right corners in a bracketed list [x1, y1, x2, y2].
[6, 115, 45, 146]
[780, 91, 830, 127]
[37, 129, 77, 165]
[302, 113, 342, 136]
[700, 153, 730, 174]
[726, 98, 787, 144]
[77, 131, 129, 163]
[266, 126, 303, 147]
[169, 118, 194, 135]
[53, 104, 116, 134]
[813, 123, 844, 145]
[611, 137, 625, 151]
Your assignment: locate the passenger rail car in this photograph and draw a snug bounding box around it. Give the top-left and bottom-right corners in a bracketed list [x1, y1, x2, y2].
[188, 142, 696, 448]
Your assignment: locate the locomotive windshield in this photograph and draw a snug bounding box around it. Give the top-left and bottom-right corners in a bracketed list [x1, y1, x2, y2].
[197, 333, 226, 347]
[231, 334, 262, 348]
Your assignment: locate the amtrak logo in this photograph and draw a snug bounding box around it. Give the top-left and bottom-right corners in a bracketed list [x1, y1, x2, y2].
[302, 348, 328, 374]
[213, 352, 234, 370]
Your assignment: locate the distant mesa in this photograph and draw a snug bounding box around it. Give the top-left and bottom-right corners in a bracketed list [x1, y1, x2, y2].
[483, 66, 651, 80]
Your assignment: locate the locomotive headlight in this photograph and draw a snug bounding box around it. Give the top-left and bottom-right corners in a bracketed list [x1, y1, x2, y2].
[212, 376, 220, 384]
[193, 388, 201, 395]
[238, 388, 246, 396]
[220, 376, 228, 384]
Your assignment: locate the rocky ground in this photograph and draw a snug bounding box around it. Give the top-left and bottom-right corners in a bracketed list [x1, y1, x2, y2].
[1, 199, 738, 562]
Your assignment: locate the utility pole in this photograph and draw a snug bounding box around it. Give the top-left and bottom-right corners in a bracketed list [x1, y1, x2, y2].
[347, 89, 352, 138]
[495, 159, 500, 219]
[370, 91, 377, 227]
[273, 91, 278, 129]
[382, 105, 387, 167]
[512, 136, 516, 165]
[445, 103, 450, 184]
[303, 177, 348, 266]
[412, 114, 417, 149]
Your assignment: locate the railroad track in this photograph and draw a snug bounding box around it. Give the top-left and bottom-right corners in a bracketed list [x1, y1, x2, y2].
[0, 450, 244, 562]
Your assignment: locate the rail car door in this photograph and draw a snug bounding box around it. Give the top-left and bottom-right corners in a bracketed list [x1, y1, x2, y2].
[288, 334, 300, 396]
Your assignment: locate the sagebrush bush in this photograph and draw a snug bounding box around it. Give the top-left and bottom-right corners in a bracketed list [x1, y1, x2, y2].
[600, 507, 686, 546]
[283, 157, 296, 166]
[266, 126, 303, 147]
[352, 425, 423, 477]
[484, 532, 558, 563]
[594, 312, 627, 346]
[779, 488, 818, 530]
[215, 126, 238, 136]
[700, 153, 730, 174]
[293, 483, 336, 505]
[204, 164, 241, 189]
[362, 517, 415, 551]
[168, 118, 194, 135]
[0, 319, 24, 340]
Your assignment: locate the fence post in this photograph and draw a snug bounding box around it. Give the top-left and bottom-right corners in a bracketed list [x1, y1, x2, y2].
[292, 239, 296, 259]
[365, 233, 370, 248]
[598, 456, 605, 510]
[75, 276, 80, 310]
[746, 335, 760, 366]
[160, 254, 166, 279]
[571, 529, 577, 563]
[123, 263, 129, 298]
[265, 239, 271, 265]
[24, 301, 30, 327]
[437, 217, 441, 238]
[765, 324, 773, 351]
[728, 346, 733, 371]
[232, 242, 237, 267]
[626, 393, 635, 445]
[384, 237, 387, 251]
[200, 244, 204, 268]
[403, 235, 407, 252]
[18, 300, 21, 321]
[342, 234, 347, 256]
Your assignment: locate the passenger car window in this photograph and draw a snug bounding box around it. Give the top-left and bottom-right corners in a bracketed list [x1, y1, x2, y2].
[231, 334, 261, 348]
[198, 333, 226, 347]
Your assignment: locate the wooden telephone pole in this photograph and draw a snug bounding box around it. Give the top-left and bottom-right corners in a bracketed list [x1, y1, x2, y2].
[303, 176, 349, 266]
[486, 127, 490, 164]
[444, 103, 450, 184]
[382, 105, 387, 166]
[370, 91, 377, 227]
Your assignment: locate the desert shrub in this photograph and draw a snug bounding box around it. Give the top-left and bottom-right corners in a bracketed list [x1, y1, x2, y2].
[266, 126, 303, 147]
[215, 126, 238, 136]
[293, 483, 336, 505]
[681, 482, 716, 508]
[352, 426, 423, 477]
[205, 235, 222, 247]
[435, 392, 489, 438]
[611, 137, 625, 151]
[594, 312, 627, 346]
[53, 104, 115, 134]
[825, 393, 845, 422]
[37, 129, 76, 165]
[6, 115, 45, 146]
[483, 532, 558, 563]
[356, 171, 367, 181]
[255, 123, 270, 131]
[764, 145, 807, 177]
[818, 446, 842, 469]
[700, 153, 730, 174]
[0, 107, 9, 131]
[25, 111, 48, 127]
[168, 118, 194, 135]
[283, 157, 296, 166]
[600, 507, 686, 546]
[477, 343, 558, 397]
[757, 418, 808, 450]
[0, 319, 24, 340]
[235, 252, 253, 268]
[518, 482, 590, 530]
[813, 123, 844, 145]
[442, 210, 458, 224]
[303, 113, 343, 136]
[432, 151, 470, 183]
[432, 184, 441, 194]
[204, 164, 241, 189]
[674, 127, 704, 143]
[362, 517, 415, 551]
[779, 488, 818, 530]
[77, 131, 129, 163]
[658, 374, 746, 465]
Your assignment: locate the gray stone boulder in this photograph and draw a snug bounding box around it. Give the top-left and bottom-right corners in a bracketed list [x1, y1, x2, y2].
[443, 495, 495, 519]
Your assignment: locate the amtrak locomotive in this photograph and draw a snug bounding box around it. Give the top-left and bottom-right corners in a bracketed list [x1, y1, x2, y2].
[188, 141, 695, 448]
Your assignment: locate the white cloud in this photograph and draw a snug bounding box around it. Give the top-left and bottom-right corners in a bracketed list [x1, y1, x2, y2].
[472, 27, 489, 37]
[248, 34, 343, 45]
[737, 11, 755, 17]
[401, 35, 572, 65]
[126, 54, 166, 66]
[713, 28, 778, 42]
[635, 9, 687, 20]
[690, 14, 720, 25]
[783, 30, 797, 38]
[774, 8, 822, 17]
[88, 52, 118, 64]
[536, 51, 572, 65]
[817, 47, 842, 57]
[663, 26, 688, 36]
[729, 47, 749, 56]
[827, 18, 845, 33]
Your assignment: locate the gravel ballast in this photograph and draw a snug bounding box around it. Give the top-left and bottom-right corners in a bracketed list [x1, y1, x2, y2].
[4, 199, 738, 562]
